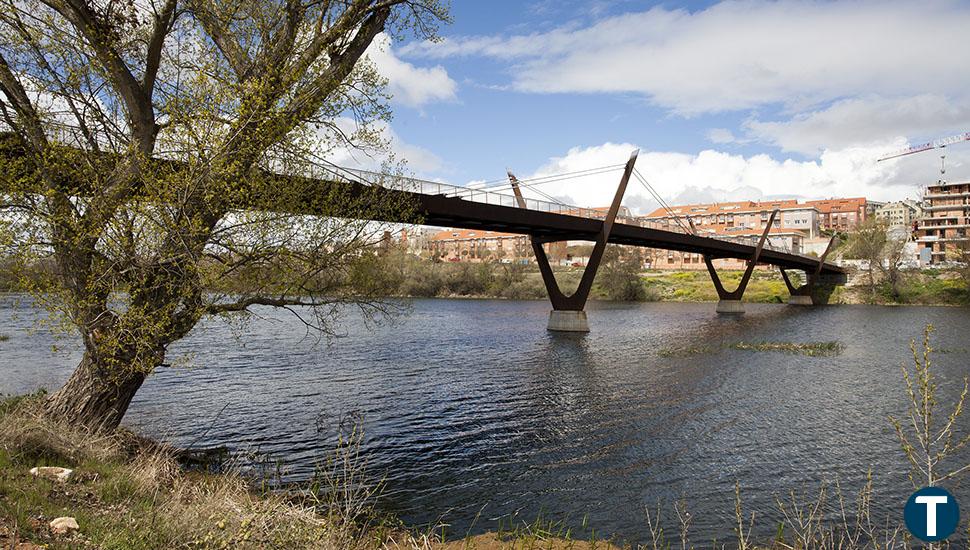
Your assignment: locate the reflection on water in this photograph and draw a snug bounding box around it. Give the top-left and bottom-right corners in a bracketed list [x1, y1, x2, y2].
[2, 296, 970, 543]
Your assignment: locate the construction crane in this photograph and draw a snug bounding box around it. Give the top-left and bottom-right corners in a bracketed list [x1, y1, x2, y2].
[877, 131, 970, 180]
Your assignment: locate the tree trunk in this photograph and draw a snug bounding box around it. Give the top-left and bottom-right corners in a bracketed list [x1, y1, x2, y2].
[44, 351, 147, 432]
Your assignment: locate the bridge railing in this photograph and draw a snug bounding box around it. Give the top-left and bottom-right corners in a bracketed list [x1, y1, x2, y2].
[299, 162, 609, 221]
[317, 164, 803, 256]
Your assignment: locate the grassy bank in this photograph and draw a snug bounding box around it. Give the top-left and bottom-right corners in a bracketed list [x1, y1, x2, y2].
[382, 260, 794, 304]
[4, 253, 966, 305]
[641, 270, 791, 303]
[389, 265, 825, 305]
[842, 268, 970, 306]
[0, 394, 415, 549]
[396, 264, 968, 307]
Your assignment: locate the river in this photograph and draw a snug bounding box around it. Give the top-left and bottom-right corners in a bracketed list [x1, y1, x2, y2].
[2, 295, 969, 544]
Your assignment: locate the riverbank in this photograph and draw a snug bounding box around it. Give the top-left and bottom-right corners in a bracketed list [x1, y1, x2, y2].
[389, 263, 968, 306]
[1, 389, 959, 550]
[4, 255, 967, 306]
[0, 394, 915, 550]
[0, 394, 615, 549]
[1, 394, 368, 548]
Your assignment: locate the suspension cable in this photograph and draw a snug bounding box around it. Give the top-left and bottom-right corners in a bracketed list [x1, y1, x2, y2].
[296, 151, 629, 214]
[463, 163, 625, 195]
[632, 168, 694, 235]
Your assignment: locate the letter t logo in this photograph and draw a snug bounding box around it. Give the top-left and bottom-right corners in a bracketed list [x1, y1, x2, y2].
[916, 495, 949, 537]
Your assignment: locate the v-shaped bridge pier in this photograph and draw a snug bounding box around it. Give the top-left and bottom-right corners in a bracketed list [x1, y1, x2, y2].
[508, 151, 639, 332]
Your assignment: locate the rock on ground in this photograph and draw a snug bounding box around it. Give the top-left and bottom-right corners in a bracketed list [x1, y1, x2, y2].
[49, 516, 79, 535]
[28, 466, 73, 483]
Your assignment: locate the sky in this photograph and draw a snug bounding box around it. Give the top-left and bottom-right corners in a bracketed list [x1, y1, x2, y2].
[341, 0, 970, 214]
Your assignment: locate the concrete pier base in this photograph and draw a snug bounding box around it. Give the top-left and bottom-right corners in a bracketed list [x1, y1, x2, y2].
[547, 310, 590, 332]
[716, 300, 745, 315]
[789, 294, 813, 306]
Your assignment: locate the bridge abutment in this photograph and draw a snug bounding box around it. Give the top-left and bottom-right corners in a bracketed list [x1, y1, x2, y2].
[716, 299, 745, 314]
[547, 310, 590, 332]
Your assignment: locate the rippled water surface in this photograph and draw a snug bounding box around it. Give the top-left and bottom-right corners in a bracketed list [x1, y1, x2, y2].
[3, 296, 970, 543]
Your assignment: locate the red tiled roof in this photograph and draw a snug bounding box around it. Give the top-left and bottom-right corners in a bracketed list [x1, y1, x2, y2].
[804, 198, 867, 214]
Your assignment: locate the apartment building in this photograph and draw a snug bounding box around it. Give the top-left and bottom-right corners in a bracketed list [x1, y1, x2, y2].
[426, 228, 569, 262]
[643, 226, 807, 270]
[805, 198, 881, 231]
[641, 199, 820, 238]
[638, 200, 816, 269]
[875, 200, 923, 231]
[916, 181, 970, 263]
[426, 205, 630, 263]
[427, 229, 528, 261]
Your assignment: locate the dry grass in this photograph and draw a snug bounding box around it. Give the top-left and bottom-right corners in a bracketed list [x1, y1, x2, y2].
[0, 395, 430, 549]
[0, 394, 124, 464]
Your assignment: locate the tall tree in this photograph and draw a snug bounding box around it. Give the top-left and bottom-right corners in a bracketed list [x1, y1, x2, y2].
[0, 0, 448, 430]
[598, 245, 647, 302]
[844, 217, 905, 301]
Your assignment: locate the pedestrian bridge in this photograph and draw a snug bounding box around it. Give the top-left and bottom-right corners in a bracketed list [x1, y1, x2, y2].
[303, 150, 846, 330]
[0, 131, 845, 332]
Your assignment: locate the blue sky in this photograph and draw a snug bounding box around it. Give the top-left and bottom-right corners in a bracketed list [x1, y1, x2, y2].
[345, 0, 970, 213]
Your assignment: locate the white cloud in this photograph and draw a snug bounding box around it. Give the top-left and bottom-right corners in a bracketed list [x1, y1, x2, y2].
[517, 142, 951, 215]
[367, 34, 457, 108]
[404, 1, 970, 116]
[745, 95, 970, 156]
[706, 128, 740, 145]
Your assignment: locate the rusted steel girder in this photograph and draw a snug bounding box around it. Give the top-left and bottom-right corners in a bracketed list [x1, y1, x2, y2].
[508, 150, 639, 311]
[703, 210, 778, 302]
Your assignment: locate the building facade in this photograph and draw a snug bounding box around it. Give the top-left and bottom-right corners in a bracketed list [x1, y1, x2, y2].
[916, 181, 970, 263]
[643, 227, 806, 270]
[426, 228, 568, 263]
[875, 200, 922, 231]
[427, 229, 529, 261]
[425, 205, 630, 263]
[804, 198, 880, 231]
[638, 200, 816, 269]
[640, 199, 820, 238]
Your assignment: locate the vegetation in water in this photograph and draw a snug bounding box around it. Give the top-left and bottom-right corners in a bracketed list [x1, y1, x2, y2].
[659, 340, 844, 357]
[727, 341, 845, 356]
[657, 344, 721, 357]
